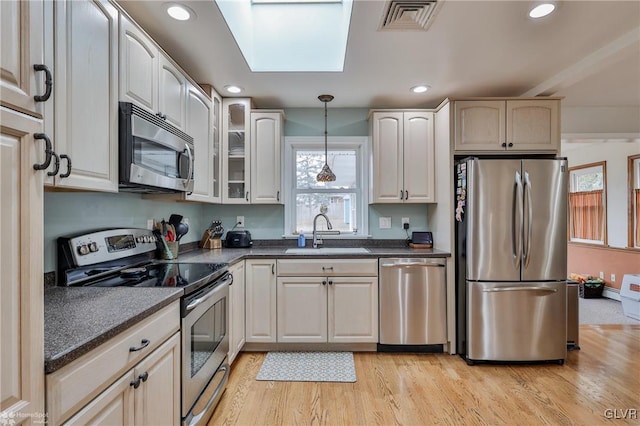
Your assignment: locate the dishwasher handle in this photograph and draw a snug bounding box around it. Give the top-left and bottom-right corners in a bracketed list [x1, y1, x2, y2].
[381, 261, 445, 268]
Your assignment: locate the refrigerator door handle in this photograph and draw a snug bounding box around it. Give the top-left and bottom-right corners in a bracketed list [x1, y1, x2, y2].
[513, 171, 524, 270]
[523, 171, 533, 268]
[482, 286, 558, 293]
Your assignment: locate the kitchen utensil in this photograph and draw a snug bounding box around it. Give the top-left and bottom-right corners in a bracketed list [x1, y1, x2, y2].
[175, 222, 189, 241]
[169, 214, 183, 227]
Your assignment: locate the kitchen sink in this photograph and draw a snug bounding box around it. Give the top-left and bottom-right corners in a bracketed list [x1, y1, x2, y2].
[284, 247, 371, 255]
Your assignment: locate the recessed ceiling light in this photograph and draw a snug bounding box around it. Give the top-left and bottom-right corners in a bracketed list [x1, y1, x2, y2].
[529, 3, 555, 18]
[411, 85, 430, 94]
[166, 4, 194, 21]
[225, 85, 243, 94]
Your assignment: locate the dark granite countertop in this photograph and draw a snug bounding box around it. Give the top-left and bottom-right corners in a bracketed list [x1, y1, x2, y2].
[176, 244, 450, 265]
[44, 287, 183, 374]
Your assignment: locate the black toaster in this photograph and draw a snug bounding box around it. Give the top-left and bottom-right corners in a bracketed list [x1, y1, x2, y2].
[224, 230, 253, 248]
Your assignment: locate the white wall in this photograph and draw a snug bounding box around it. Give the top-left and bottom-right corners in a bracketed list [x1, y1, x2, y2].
[562, 139, 640, 248]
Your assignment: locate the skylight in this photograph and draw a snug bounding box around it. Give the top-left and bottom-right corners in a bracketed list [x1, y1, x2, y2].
[215, 0, 353, 72]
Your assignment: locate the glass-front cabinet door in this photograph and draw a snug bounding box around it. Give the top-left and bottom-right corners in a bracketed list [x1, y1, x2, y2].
[211, 91, 222, 202]
[222, 98, 251, 204]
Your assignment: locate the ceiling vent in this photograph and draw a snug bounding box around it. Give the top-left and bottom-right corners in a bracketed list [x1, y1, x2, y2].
[379, 0, 440, 31]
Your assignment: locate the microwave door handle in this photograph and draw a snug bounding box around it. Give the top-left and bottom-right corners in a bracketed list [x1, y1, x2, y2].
[184, 143, 193, 188]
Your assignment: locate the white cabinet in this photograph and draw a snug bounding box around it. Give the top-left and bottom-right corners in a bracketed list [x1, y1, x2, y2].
[228, 261, 246, 364]
[370, 111, 435, 203]
[158, 55, 186, 131]
[1, 0, 46, 118]
[276, 259, 378, 343]
[119, 14, 187, 131]
[44, 0, 119, 191]
[0, 107, 45, 425]
[250, 111, 284, 204]
[222, 98, 252, 204]
[64, 333, 180, 426]
[245, 259, 277, 342]
[46, 302, 180, 425]
[119, 13, 157, 112]
[454, 99, 560, 153]
[185, 83, 215, 203]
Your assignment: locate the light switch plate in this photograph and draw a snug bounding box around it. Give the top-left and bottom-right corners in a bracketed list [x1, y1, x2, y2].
[379, 217, 391, 229]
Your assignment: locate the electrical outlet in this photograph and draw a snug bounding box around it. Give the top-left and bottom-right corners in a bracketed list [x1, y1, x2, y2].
[611, 274, 616, 282]
[146, 219, 154, 230]
[236, 216, 245, 228]
[379, 217, 391, 229]
[401, 217, 410, 229]
[183, 217, 189, 226]
[599, 271, 605, 279]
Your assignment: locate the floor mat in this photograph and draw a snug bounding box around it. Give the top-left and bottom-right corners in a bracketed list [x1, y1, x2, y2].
[256, 351, 356, 382]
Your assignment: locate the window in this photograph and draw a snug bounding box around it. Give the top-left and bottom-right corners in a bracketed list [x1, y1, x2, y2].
[629, 154, 640, 248]
[568, 162, 607, 244]
[284, 137, 368, 236]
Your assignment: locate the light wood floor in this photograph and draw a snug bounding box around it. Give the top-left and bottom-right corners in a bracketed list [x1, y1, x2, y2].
[209, 325, 639, 426]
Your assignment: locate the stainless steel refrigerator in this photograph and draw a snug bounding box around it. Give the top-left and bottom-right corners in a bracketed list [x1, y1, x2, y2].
[455, 157, 568, 364]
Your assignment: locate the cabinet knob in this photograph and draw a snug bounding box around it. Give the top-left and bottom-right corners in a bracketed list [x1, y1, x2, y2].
[508, 142, 514, 147]
[322, 280, 327, 286]
[138, 372, 149, 383]
[130, 378, 141, 389]
[328, 280, 333, 285]
[501, 142, 507, 148]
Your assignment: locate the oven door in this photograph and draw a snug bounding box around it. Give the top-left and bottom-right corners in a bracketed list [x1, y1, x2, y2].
[181, 273, 231, 418]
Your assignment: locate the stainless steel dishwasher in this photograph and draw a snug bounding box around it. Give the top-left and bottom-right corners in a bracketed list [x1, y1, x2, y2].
[379, 258, 447, 350]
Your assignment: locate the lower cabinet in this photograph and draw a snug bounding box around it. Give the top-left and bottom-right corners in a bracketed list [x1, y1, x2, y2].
[276, 259, 378, 344]
[46, 302, 180, 425]
[228, 261, 246, 364]
[65, 333, 180, 426]
[245, 259, 277, 343]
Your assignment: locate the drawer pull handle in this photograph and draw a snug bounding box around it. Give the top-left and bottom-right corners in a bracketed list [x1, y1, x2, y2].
[130, 377, 141, 389]
[139, 372, 149, 382]
[129, 339, 150, 352]
[33, 64, 53, 102]
[322, 266, 334, 271]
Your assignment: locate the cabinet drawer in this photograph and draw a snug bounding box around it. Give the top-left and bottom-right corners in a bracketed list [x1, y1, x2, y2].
[277, 259, 378, 277]
[46, 302, 180, 424]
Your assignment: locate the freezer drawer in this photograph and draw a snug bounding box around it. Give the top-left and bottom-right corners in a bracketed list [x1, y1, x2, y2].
[379, 258, 447, 345]
[467, 281, 566, 362]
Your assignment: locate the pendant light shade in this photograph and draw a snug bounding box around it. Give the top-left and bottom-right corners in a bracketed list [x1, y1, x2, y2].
[316, 94, 336, 182]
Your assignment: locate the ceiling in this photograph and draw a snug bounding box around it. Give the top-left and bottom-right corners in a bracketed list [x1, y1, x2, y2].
[117, 0, 640, 109]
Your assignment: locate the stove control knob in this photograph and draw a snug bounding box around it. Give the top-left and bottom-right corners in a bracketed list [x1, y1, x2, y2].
[88, 242, 98, 252]
[77, 245, 90, 256]
[136, 236, 142, 243]
[143, 235, 150, 243]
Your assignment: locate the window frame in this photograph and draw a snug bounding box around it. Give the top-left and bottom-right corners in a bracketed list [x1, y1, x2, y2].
[628, 154, 640, 249]
[568, 161, 607, 245]
[283, 136, 369, 238]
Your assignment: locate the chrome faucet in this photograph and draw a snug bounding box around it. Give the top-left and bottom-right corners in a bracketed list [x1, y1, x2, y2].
[312, 213, 339, 248]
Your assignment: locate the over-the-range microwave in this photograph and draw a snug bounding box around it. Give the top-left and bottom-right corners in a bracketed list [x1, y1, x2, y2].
[119, 102, 194, 193]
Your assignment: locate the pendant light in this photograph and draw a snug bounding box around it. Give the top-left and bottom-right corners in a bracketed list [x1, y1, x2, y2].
[316, 94, 336, 182]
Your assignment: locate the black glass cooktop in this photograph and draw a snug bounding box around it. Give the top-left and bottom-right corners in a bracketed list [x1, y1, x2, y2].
[79, 262, 228, 291]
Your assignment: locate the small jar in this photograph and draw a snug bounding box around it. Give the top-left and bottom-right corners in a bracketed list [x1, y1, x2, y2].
[297, 231, 306, 248]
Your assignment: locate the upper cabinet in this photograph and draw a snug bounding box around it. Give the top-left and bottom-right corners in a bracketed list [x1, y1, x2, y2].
[454, 99, 560, 154]
[0, 0, 46, 118]
[222, 98, 252, 204]
[370, 111, 435, 203]
[119, 14, 186, 131]
[250, 110, 284, 204]
[185, 83, 215, 203]
[44, 0, 119, 192]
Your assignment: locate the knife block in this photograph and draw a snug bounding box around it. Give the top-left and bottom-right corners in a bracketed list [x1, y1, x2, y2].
[200, 229, 222, 249]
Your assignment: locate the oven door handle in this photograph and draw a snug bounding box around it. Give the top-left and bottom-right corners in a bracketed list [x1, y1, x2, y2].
[184, 363, 229, 426]
[185, 274, 233, 313]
